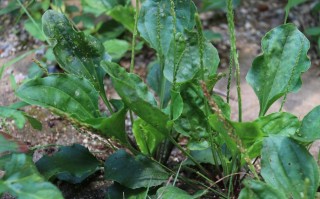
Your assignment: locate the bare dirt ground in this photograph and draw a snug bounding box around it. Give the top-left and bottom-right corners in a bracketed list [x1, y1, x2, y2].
[1, 0, 320, 198]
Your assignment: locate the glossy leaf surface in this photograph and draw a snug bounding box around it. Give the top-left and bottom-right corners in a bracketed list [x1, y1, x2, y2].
[246, 24, 310, 116]
[0, 154, 63, 199]
[16, 74, 100, 122]
[132, 118, 165, 155]
[238, 180, 286, 199]
[36, 144, 100, 184]
[261, 136, 319, 199]
[137, 0, 196, 55]
[104, 150, 169, 189]
[102, 61, 169, 135]
[42, 10, 109, 99]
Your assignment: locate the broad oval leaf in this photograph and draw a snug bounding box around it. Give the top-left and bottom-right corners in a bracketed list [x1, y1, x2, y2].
[36, 144, 100, 184]
[261, 136, 319, 199]
[137, 0, 196, 55]
[0, 154, 63, 199]
[16, 74, 100, 122]
[42, 10, 109, 101]
[132, 118, 165, 155]
[246, 23, 310, 116]
[102, 61, 170, 135]
[294, 105, 320, 142]
[239, 180, 287, 199]
[104, 150, 169, 189]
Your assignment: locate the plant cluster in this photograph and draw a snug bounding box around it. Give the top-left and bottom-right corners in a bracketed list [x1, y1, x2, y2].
[1, 0, 320, 198]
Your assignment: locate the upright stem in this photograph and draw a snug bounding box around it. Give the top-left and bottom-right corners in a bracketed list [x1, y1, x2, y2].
[16, 0, 48, 43]
[129, 0, 140, 128]
[226, 0, 242, 122]
[195, 14, 223, 176]
[130, 0, 140, 73]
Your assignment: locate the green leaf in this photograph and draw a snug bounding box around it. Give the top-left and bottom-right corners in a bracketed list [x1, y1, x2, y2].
[184, 147, 227, 166]
[137, 0, 197, 55]
[203, 30, 222, 42]
[36, 144, 100, 184]
[261, 136, 319, 199]
[108, 5, 135, 32]
[42, 10, 109, 102]
[305, 27, 320, 36]
[164, 31, 219, 83]
[209, 112, 300, 158]
[208, 114, 238, 156]
[238, 180, 287, 199]
[85, 106, 129, 146]
[104, 150, 169, 189]
[102, 61, 170, 135]
[234, 112, 300, 158]
[294, 105, 320, 142]
[0, 154, 63, 199]
[156, 186, 193, 199]
[132, 118, 165, 155]
[173, 83, 207, 138]
[105, 183, 148, 199]
[285, 0, 306, 22]
[24, 115, 42, 130]
[0, 106, 26, 129]
[246, 23, 311, 116]
[103, 39, 130, 60]
[16, 74, 100, 122]
[170, 90, 183, 120]
[146, 60, 171, 107]
[0, 1, 19, 15]
[24, 19, 46, 41]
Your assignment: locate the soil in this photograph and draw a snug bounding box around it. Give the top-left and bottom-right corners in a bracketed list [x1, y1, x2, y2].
[1, 0, 320, 198]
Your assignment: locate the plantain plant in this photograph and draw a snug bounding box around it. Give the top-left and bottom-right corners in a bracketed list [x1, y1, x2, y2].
[1, 0, 319, 198]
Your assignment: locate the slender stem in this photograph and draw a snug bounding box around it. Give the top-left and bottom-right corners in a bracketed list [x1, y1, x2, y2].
[195, 14, 226, 179]
[128, 1, 140, 135]
[16, 0, 48, 43]
[169, 0, 178, 91]
[226, 0, 242, 122]
[130, 0, 140, 73]
[159, 55, 166, 108]
[227, 154, 238, 198]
